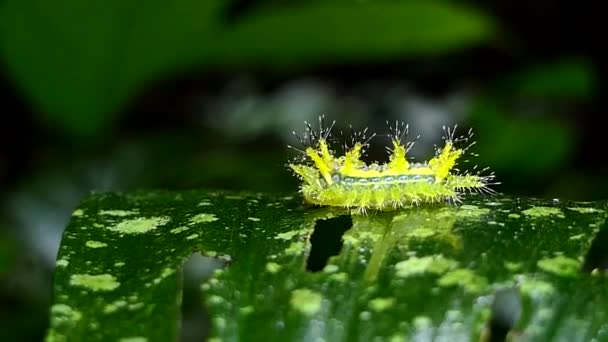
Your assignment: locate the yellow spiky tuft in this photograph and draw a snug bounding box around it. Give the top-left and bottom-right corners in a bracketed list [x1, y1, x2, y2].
[289, 118, 495, 214]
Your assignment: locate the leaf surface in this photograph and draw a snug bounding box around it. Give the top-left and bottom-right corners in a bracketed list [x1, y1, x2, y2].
[48, 191, 607, 341]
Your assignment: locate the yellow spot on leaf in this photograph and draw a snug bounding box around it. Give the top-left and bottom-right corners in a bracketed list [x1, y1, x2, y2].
[568, 207, 603, 214]
[569, 233, 585, 240]
[56, 259, 69, 267]
[329, 272, 348, 282]
[519, 277, 554, 300]
[109, 217, 170, 234]
[395, 255, 457, 278]
[522, 206, 563, 218]
[413, 316, 432, 330]
[85, 240, 107, 248]
[368, 297, 395, 312]
[190, 213, 218, 224]
[275, 230, 305, 240]
[290, 289, 323, 316]
[537, 255, 580, 277]
[161, 268, 174, 278]
[170, 226, 189, 234]
[456, 205, 490, 218]
[323, 264, 339, 273]
[437, 269, 487, 293]
[265, 262, 281, 273]
[118, 337, 147, 342]
[207, 295, 223, 305]
[70, 274, 120, 291]
[100, 210, 138, 217]
[504, 261, 522, 272]
[50, 304, 82, 327]
[284, 241, 306, 255]
[104, 300, 127, 314]
[240, 306, 254, 315]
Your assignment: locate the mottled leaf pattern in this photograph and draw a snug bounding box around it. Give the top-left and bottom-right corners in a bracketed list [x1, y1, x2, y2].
[48, 191, 607, 341]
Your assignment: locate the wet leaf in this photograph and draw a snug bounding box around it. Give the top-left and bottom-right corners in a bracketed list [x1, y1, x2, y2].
[47, 192, 608, 341]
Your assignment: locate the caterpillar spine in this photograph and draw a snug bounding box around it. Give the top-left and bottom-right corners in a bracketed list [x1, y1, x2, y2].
[288, 116, 495, 214]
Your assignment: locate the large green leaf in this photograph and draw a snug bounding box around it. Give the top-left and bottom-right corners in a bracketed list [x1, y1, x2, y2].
[47, 191, 607, 341]
[0, 0, 494, 138]
[497, 58, 596, 100]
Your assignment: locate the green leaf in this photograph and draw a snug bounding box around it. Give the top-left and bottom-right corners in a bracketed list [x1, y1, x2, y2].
[48, 191, 607, 341]
[498, 58, 596, 100]
[0, 231, 17, 276]
[473, 111, 574, 176]
[0, 0, 224, 139]
[214, 1, 495, 66]
[468, 59, 595, 188]
[0, 0, 494, 138]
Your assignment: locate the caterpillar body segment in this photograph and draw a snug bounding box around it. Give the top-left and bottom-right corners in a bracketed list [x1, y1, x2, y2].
[289, 117, 494, 213]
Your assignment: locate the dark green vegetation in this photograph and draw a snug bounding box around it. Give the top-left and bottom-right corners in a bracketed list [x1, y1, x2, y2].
[1, 1, 605, 341]
[48, 191, 607, 341]
[1, 0, 598, 199]
[0, 0, 492, 139]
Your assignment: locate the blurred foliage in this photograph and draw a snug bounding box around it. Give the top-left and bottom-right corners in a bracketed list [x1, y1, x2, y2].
[0, 228, 49, 342]
[0, 0, 494, 139]
[471, 57, 595, 196]
[498, 58, 596, 100]
[0, 230, 16, 276]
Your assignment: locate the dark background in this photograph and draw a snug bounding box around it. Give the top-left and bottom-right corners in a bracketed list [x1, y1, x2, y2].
[0, 0, 606, 340]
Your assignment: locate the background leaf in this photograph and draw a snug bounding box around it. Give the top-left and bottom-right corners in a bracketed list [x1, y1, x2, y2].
[498, 58, 596, 100]
[48, 191, 607, 341]
[0, 0, 494, 139]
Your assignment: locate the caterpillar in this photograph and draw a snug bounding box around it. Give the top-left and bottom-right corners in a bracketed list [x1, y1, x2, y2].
[288, 116, 495, 214]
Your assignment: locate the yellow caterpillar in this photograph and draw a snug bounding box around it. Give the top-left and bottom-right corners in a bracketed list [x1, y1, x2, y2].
[289, 116, 495, 213]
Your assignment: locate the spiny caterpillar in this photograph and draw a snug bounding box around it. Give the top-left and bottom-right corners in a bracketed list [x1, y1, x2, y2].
[288, 116, 495, 213]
